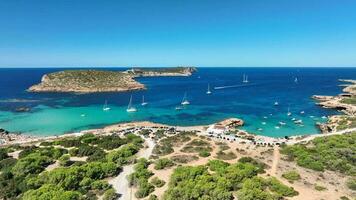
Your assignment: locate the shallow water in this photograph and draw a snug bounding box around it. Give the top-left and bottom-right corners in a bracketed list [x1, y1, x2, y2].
[0, 67, 354, 137]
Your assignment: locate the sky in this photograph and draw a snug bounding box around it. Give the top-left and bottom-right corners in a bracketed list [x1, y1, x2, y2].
[1, 0, 356, 67]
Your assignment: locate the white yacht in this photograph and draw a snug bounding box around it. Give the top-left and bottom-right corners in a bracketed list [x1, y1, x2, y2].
[279, 121, 286, 126]
[243, 74, 249, 83]
[126, 95, 137, 112]
[206, 84, 212, 95]
[181, 92, 190, 105]
[287, 106, 292, 116]
[103, 100, 111, 111]
[141, 95, 148, 106]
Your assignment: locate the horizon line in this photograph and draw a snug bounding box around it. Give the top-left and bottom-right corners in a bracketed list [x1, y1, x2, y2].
[1, 66, 356, 69]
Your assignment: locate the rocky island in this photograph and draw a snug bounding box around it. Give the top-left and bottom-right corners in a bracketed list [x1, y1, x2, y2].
[28, 67, 196, 93]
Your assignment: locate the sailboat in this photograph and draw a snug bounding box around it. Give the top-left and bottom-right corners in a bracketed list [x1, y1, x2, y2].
[141, 95, 148, 106]
[181, 92, 190, 105]
[206, 84, 212, 95]
[243, 74, 249, 83]
[287, 106, 292, 116]
[103, 100, 111, 111]
[126, 95, 137, 112]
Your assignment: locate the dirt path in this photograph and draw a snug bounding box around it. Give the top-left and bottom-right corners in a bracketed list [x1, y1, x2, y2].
[108, 138, 155, 200]
[270, 146, 280, 176]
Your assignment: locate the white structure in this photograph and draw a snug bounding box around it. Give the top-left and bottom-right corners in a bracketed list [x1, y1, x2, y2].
[207, 124, 228, 135]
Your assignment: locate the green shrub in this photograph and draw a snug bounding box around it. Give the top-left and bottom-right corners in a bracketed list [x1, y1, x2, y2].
[171, 155, 198, 163]
[22, 184, 82, 200]
[314, 184, 327, 191]
[154, 158, 174, 170]
[346, 178, 356, 190]
[148, 194, 159, 200]
[59, 155, 71, 166]
[151, 177, 165, 187]
[11, 153, 53, 177]
[199, 150, 210, 157]
[238, 157, 266, 173]
[0, 157, 17, 171]
[267, 177, 298, 197]
[216, 150, 237, 160]
[282, 171, 301, 183]
[103, 188, 119, 200]
[0, 148, 9, 161]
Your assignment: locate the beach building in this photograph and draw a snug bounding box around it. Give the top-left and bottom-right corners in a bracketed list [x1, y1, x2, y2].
[207, 124, 228, 135]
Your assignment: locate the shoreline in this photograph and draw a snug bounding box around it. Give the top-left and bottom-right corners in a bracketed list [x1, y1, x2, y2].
[1, 118, 352, 147]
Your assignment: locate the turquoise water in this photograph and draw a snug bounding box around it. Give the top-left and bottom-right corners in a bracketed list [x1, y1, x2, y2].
[0, 67, 354, 137]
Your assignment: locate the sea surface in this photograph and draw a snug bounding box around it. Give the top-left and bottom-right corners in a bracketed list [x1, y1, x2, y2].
[0, 67, 355, 137]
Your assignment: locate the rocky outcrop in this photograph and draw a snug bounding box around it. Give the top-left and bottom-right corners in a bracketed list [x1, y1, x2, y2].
[28, 67, 196, 93]
[313, 79, 356, 133]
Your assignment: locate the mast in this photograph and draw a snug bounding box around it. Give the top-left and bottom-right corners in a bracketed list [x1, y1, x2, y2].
[128, 95, 132, 109]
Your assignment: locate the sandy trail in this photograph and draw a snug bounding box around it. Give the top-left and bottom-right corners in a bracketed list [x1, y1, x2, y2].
[109, 138, 155, 200]
[270, 146, 280, 176]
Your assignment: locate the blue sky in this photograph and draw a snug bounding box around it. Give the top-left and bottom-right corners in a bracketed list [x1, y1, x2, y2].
[1, 0, 356, 67]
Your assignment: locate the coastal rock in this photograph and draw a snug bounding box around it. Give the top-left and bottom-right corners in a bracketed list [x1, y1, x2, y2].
[313, 79, 356, 132]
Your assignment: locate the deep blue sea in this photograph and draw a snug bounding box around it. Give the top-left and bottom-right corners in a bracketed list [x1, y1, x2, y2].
[0, 67, 355, 137]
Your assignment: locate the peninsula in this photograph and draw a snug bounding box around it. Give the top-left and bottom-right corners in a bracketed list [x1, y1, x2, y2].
[28, 67, 196, 93]
[313, 79, 356, 132]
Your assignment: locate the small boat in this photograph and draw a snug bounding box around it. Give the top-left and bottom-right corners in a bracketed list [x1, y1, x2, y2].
[262, 122, 267, 125]
[321, 116, 327, 119]
[300, 111, 305, 114]
[103, 100, 111, 111]
[291, 118, 296, 121]
[309, 115, 315, 118]
[258, 128, 263, 131]
[294, 77, 298, 84]
[275, 126, 280, 129]
[263, 116, 268, 119]
[243, 74, 249, 83]
[274, 101, 279, 106]
[287, 107, 292, 116]
[206, 84, 212, 95]
[80, 114, 86, 117]
[141, 95, 148, 106]
[126, 95, 137, 112]
[279, 121, 286, 126]
[294, 119, 303, 124]
[181, 92, 190, 105]
[175, 106, 183, 110]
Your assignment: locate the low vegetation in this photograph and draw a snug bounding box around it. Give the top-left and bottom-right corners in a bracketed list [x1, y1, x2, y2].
[154, 158, 175, 170]
[281, 132, 356, 175]
[340, 96, 356, 105]
[128, 158, 155, 198]
[164, 159, 298, 200]
[150, 177, 165, 188]
[282, 170, 301, 183]
[0, 133, 143, 200]
[152, 131, 193, 156]
[314, 184, 327, 191]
